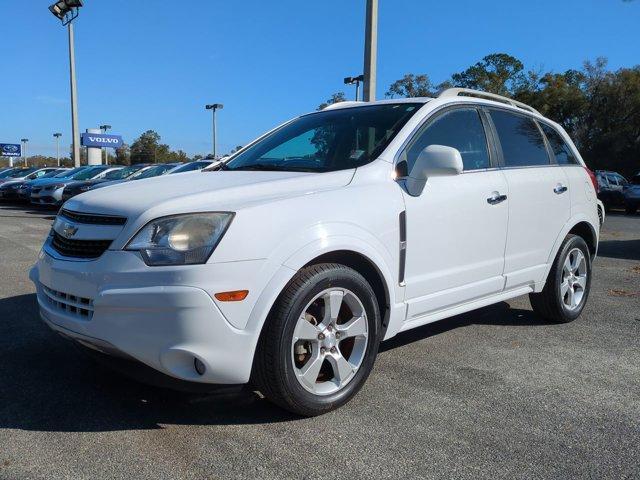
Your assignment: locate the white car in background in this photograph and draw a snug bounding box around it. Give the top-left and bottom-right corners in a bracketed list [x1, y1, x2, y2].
[31, 88, 599, 416]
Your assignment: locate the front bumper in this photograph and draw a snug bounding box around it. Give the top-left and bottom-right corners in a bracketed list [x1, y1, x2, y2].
[30, 245, 272, 385]
[31, 187, 65, 206]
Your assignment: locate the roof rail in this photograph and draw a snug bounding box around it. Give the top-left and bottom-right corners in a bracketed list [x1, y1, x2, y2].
[322, 101, 364, 110]
[438, 88, 540, 115]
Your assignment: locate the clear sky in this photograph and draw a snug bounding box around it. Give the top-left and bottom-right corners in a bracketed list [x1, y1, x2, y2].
[1, 0, 639, 158]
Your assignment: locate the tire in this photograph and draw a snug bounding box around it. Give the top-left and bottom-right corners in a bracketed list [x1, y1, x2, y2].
[529, 234, 592, 323]
[253, 263, 381, 416]
[625, 204, 637, 215]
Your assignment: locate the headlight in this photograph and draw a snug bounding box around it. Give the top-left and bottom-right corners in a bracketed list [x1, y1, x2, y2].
[49, 183, 66, 190]
[125, 212, 234, 266]
[79, 185, 92, 192]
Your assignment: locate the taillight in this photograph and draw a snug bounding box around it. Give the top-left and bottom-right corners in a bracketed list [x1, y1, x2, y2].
[585, 168, 599, 194]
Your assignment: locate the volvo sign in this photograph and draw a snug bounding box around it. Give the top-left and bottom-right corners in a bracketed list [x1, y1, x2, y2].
[81, 133, 124, 149]
[0, 143, 22, 157]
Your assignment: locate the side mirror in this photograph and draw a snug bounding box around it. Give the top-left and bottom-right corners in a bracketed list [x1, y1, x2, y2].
[404, 145, 463, 196]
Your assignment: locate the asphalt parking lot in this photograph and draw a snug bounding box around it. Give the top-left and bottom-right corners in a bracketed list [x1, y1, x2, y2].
[0, 204, 638, 480]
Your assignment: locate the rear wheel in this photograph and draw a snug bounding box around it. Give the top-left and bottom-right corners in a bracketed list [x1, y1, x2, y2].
[530, 235, 592, 323]
[253, 263, 381, 416]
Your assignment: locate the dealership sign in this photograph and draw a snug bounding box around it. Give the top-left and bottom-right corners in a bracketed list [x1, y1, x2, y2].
[81, 133, 124, 149]
[0, 143, 22, 157]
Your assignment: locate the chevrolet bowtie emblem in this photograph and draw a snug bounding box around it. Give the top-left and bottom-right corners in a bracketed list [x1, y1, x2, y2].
[62, 223, 78, 239]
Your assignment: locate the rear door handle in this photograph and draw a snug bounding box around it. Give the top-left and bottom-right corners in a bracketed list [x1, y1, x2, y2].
[554, 184, 568, 194]
[487, 192, 508, 205]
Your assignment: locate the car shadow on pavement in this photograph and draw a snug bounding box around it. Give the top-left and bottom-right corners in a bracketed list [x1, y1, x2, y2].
[0, 294, 546, 433]
[0, 204, 56, 220]
[597, 239, 640, 261]
[380, 301, 545, 353]
[0, 293, 296, 433]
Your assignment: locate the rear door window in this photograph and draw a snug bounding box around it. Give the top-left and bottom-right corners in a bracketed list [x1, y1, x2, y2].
[540, 124, 579, 165]
[489, 110, 550, 167]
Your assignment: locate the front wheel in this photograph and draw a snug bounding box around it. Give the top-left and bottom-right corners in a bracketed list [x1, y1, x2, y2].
[253, 263, 381, 416]
[530, 234, 592, 323]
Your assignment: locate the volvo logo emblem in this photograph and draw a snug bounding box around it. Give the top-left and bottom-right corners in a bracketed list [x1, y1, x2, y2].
[62, 223, 78, 239]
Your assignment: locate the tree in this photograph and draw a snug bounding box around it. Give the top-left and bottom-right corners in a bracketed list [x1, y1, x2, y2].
[450, 53, 525, 96]
[318, 92, 346, 111]
[129, 130, 186, 164]
[386, 74, 435, 98]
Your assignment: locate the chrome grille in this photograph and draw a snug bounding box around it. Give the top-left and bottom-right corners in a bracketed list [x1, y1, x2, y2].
[41, 284, 94, 320]
[59, 209, 127, 226]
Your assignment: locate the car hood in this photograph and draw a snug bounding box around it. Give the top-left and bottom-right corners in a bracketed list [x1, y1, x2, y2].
[0, 180, 24, 189]
[31, 177, 74, 187]
[64, 169, 355, 218]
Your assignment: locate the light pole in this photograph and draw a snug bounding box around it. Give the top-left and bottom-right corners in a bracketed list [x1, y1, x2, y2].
[49, 0, 84, 167]
[100, 124, 111, 164]
[205, 104, 224, 158]
[53, 133, 62, 166]
[363, 0, 378, 102]
[344, 75, 365, 101]
[21, 139, 29, 166]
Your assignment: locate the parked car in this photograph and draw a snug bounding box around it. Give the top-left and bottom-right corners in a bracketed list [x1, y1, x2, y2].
[0, 167, 38, 185]
[31, 89, 600, 416]
[59, 165, 151, 200]
[0, 168, 60, 200]
[596, 170, 629, 211]
[87, 163, 181, 193]
[168, 160, 215, 174]
[17, 168, 70, 202]
[624, 173, 640, 214]
[31, 165, 119, 207]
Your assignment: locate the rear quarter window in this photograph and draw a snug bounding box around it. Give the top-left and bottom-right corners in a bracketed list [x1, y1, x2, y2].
[540, 123, 579, 165]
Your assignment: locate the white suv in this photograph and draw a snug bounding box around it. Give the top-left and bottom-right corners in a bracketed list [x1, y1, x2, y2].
[30, 88, 599, 416]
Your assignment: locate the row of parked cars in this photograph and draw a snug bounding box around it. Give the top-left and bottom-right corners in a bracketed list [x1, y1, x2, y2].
[595, 170, 640, 214]
[0, 160, 215, 207]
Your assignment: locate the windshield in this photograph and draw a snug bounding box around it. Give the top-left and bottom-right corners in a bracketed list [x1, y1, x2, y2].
[9, 168, 35, 178]
[131, 164, 176, 179]
[0, 169, 16, 178]
[170, 161, 212, 174]
[72, 167, 108, 181]
[223, 103, 422, 173]
[41, 170, 64, 179]
[102, 166, 142, 180]
[55, 167, 83, 178]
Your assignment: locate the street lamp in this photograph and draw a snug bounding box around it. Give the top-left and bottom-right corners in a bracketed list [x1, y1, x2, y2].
[49, 0, 84, 167]
[205, 104, 224, 158]
[344, 75, 365, 101]
[20, 139, 29, 166]
[100, 124, 111, 164]
[53, 133, 62, 166]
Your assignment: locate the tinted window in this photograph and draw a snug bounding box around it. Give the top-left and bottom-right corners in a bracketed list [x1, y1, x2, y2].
[541, 124, 578, 165]
[225, 103, 421, 172]
[404, 108, 491, 172]
[490, 110, 550, 167]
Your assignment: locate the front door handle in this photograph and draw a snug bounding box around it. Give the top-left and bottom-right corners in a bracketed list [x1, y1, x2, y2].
[554, 184, 568, 194]
[487, 192, 508, 205]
